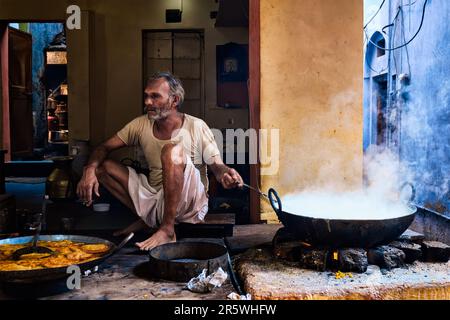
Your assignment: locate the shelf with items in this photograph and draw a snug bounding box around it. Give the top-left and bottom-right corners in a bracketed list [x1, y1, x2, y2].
[44, 31, 69, 154]
[46, 83, 69, 144]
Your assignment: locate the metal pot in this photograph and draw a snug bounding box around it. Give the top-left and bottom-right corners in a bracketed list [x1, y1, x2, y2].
[268, 184, 417, 248]
[46, 156, 75, 200]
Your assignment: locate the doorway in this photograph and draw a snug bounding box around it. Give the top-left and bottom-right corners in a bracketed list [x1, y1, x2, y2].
[374, 75, 388, 146]
[1, 22, 69, 161]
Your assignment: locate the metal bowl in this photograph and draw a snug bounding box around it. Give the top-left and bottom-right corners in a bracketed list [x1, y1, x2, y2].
[149, 241, 228, 282]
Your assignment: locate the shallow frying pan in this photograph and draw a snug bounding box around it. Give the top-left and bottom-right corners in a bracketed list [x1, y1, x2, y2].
[0, 233, 133, 283]
[267, 184, 417, 248]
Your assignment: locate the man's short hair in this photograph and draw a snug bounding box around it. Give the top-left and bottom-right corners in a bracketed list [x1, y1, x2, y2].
[147, 71, 185, 107]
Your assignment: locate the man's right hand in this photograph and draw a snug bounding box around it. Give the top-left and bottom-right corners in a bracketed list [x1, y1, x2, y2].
[76, 166, 100, 206]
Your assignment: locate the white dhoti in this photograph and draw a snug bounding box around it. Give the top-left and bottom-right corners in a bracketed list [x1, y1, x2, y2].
[127, 156, 208, 228]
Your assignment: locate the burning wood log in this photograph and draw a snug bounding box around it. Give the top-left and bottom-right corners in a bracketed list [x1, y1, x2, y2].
[273, 241, 307, 261]
[297, 248, 329, 272]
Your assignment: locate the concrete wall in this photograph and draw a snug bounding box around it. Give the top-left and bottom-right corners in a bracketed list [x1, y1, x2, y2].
[0, 0, 248, 160]
[259, 0, 364, 222]
[364, 0, 450, 216]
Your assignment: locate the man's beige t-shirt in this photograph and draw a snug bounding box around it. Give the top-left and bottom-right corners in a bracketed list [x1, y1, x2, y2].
[116, 114, 220, 192]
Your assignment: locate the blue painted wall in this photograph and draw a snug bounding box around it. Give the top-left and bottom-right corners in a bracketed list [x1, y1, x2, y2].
[364, 0, 450, 216]
[29, 23, 64, 148]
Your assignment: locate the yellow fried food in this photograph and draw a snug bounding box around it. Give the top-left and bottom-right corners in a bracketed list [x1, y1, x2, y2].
[16, 259, 45, 269]
[0, 258, 46, 270]
[56, 246, 74, 255]
[80, 244, 110, 254]
[65, 251, 93, 262]
[38, 240, 73, 248]
[20, 253, 53, 260]
[0, 262, 36, 271]
[40, 255, 73, 268]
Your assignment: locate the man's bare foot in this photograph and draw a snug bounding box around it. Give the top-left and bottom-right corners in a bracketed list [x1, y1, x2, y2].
[135, 228, 176, 251]
[113, 219, 147, 237]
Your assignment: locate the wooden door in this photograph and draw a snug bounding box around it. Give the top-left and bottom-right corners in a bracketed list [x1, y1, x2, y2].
[144, 31, 204, 119]
[8, 27, 33, 159]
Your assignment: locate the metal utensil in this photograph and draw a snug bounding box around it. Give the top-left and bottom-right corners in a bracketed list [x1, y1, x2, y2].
[242, 183, 268, 199]
[11, 222, 53, 260]
[242, 183, 279, 203]
[101, 232, 134, 261]
[113, 232, 135, 254]
[41, 195, 49, 231]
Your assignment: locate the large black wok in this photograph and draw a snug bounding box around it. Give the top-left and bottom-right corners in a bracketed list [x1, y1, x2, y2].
[0, 234, 119, 283]
[268, 184, 417, 248]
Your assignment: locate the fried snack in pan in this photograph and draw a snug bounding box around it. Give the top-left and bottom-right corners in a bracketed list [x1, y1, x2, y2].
[38, 240, 73, 248]
[80, 243, 110, 254]
[0, 262, 35, 271]
[40, 256, 72, 268]
[0, 240, 111, 271]
[65, 251, 93, 262]
[20, 252, 53, 260]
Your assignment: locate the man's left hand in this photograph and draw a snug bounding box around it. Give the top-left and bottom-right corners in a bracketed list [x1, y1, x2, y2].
[220, 168, 244, 189]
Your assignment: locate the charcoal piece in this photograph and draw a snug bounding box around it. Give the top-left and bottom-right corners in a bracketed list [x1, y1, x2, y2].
[272, 227, 310, 262]
[337, 248, 368, 273]
[273, 241, 306, 262]
[390, 241, 422, 264]
[398, 229, 425, 244]
[298, 248, 329, 271]
[421, 241, 450, 263]
[272, 227, 297, 244]
[367, 246, 406, 270]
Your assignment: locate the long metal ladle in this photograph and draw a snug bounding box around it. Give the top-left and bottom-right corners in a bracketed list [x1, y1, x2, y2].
[12, 221, 53, 260]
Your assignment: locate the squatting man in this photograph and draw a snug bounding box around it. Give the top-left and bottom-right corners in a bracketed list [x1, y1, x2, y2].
[77, 72, 244, 250]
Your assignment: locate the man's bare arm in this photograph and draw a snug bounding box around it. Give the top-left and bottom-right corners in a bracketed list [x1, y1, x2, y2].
[77, 135, 126, 205]
[208, 155, 243, 189]
[84, 135, 126, 170]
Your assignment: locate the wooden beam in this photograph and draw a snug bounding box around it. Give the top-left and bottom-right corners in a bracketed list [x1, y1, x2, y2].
[249, 0, 261, 223]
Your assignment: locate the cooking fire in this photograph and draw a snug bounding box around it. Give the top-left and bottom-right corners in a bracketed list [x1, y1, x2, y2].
[272, 227, 450, 273]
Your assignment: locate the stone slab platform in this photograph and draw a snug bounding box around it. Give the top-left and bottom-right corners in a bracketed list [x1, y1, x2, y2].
[0, 240, 234, 300]
[235, 246, 450, 300]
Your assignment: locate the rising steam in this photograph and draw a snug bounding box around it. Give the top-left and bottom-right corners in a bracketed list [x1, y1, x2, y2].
[281, 140, 415, 220]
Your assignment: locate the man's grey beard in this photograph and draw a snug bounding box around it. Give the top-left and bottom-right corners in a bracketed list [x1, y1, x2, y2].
[149, 108, 171, 120]
[147, 101, 172, 120]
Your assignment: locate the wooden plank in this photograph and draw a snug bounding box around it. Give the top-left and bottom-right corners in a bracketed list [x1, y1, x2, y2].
[225, 224, 282, 254]
[203, 213, 235, 225]
[233, 223, 281, 237]
[249, 0, 261, 224]
[175, 213, 236, 238]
